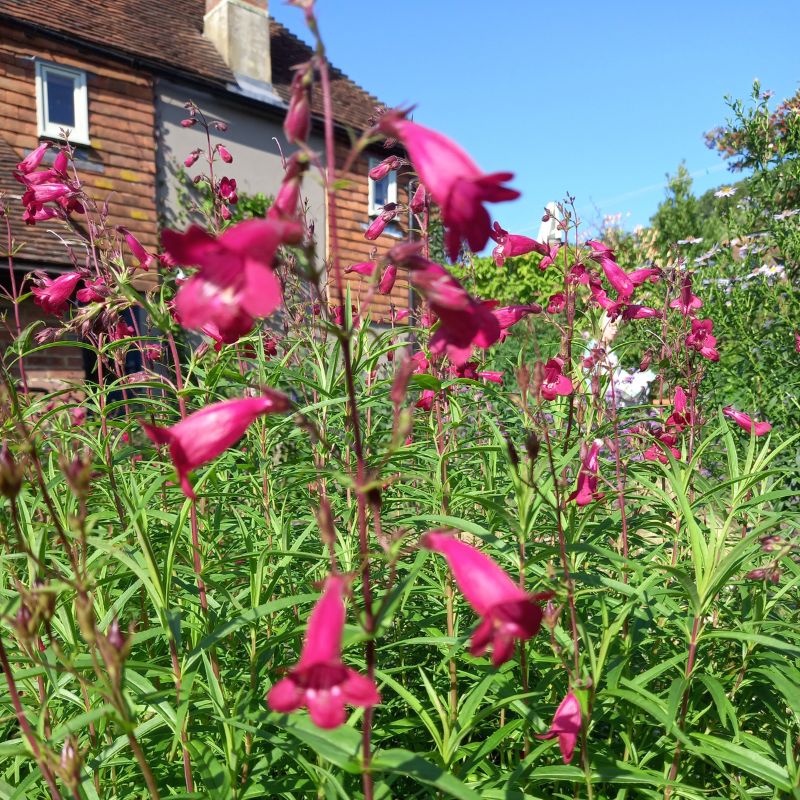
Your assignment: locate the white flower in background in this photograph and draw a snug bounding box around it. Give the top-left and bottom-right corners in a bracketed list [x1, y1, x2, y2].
[677, 236, 703, 245]
[773, 209, 800, 221]
[714, 185, 736, 199]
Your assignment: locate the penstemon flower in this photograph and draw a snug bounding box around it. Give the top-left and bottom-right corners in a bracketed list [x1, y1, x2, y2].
[723, 406, 772, 436]
[421, 530, 551, 666]
[141, 392, 290, 498]
[536, 691, 582, 764]
[378, 110, 519, 259]
[162, 218, 302, 344]
[267, 575, 380, 729]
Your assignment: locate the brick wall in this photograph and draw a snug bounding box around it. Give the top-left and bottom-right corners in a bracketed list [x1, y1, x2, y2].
[0, 26, 159, 255]
[332, 143, 413, 322]
[0, 295, 86, 393]
[1, 24, 160, 388]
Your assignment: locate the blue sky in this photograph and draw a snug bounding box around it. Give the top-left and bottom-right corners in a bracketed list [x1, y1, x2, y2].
[271, 1, 800, 238]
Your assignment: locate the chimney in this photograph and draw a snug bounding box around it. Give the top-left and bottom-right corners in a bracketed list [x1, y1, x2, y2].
[205, 0, 272, 88]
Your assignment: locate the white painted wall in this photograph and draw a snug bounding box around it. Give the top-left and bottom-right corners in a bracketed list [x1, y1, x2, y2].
[156, 78, 326, 259]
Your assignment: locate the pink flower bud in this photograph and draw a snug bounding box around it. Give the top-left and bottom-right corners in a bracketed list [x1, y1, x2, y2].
[184, 151, 200, 168]
[181, 118, 197, 128]
[217, 144, 233, 163]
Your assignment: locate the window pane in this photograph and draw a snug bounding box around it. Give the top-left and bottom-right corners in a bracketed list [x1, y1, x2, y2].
[46, 72, 76, 127]
[372, 176, 388, 208]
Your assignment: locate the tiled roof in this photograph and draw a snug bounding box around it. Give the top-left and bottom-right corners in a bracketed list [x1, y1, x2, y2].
[0, 0, 234, 87]
[0, 1, 385, 132]
[269, 19, 383, 133]
[0, 136, 75, 268]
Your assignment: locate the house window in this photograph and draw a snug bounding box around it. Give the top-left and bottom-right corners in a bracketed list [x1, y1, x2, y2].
[35, 61, 90, 146]
[368, 156, 397, 216]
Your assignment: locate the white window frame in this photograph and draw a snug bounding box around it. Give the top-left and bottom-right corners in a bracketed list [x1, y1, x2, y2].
[35, 61, 90, 146]
[367, 156, 397, 217]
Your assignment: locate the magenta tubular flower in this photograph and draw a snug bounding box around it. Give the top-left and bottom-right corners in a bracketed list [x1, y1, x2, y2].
[76, 277, 106, 303]
[365, 204, 397, 240]
[217, 144, 233, 164]
[670, 273, 703, 316]
[284, 66, 312, 145]
[410, 261, 501, 366]
[267, 575, 380, 729]
[644, 431, 681, 463]
[546, 292, 566, 314]
[589, 281, 622, 315]
[23, 182, 72, 205]
[16, 142, 51, 174]
[379, 112, 519, 260]
[629, 266, 661, 287]
[599, 257, 634, 301]
[586, 239, 615, 260]
[184, 150, 200, 168]
[478, 370, 503, 384]
[119, 227, 156, 271]
[409, 182, 427, 214]
[621, 304, 662, 320]
[31, 271, 82, 316]
[535, 691, 582, 764]
[141, 392, 289, 498]
[415, 389, 436, 411]
[369, 156, 402, 180]
[162, 218, 302, 344]
[795, 330, 800, 354]
[491, 224, 546, 267]
[268, 153, 308, 221]
[379, 263, 398, 295]
[569, 440, 604, 506]
[541, 357, 573, 401]
[539, 244, 561, 270]
[723, 406, 772, 436]
[422, 530, 550, 666]
[344, 262, 377, 278]
[23, 206, 59, 224]
[492, 304, 542, 333]
[686, 318, 720, 362]
[666, 386, 690, 430]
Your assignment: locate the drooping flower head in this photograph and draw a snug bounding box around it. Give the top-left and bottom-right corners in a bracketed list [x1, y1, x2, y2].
[162, 218, 302, 344]
[408, 260, 500, 365]
[490, 222, 547, 267]
[686, 318, 720, 362]
[141, 392, 290, 498]
[540, 357, 573, 401]
[722, 406, 772, 436]
[535, 691, 582, 764]
[284, 64, 312, 145]
[670, 272, 703, 316]
[569, 440, 604, 506]
[267, 575, 381, 729]
[421, 530, 551, 666]
[31, 271, 82, 317]
[378, 111, 519, 259]
[119, 227, 157, 271]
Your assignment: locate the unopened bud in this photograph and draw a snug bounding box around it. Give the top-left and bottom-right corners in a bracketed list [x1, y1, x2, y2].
[525, 431, 540, 463]
[316, 498, 336, 547]
[180, 118, 196, 128]
[505, 434, 519, 468]
[58, 736, 82, 789]
[13, 603, 36, 641]
[542, 600, 561, 631]
[0, 444, 23, 499]
[390, 354, 414, 407]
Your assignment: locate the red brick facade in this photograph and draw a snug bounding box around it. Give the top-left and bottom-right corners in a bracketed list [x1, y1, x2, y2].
[0, 26, 158, 390]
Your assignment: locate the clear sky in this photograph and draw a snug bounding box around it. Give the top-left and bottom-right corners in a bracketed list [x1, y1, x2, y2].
[270, 0, 800, 239]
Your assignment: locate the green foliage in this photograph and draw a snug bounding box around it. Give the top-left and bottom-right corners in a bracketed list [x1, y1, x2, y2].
[451, 252, 563, 307]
